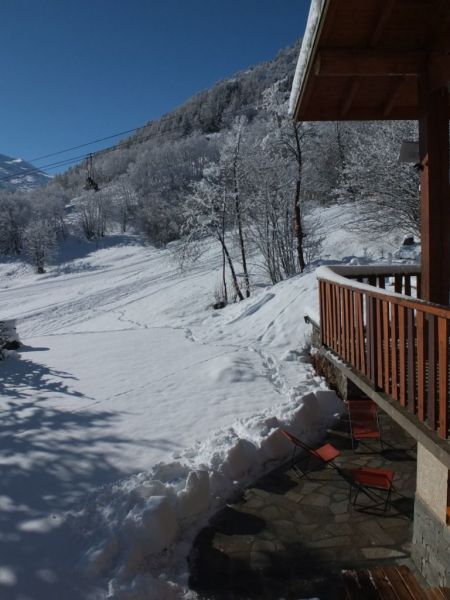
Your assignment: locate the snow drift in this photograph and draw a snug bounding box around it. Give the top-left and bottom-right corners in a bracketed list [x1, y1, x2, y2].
[73, 389, 343, 599]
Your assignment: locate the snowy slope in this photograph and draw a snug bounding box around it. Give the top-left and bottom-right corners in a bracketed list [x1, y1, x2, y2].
[0, 205, 413, 599]
[0, 152, 51, 191]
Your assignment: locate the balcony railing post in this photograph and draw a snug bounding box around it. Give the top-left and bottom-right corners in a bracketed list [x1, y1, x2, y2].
[427, 314, 437, 431]
[366, 295, 378, 386]
[416, 311, 426, 422]
[391, 304, 399, 401]
[438, 317, 449, 438]
[319, 281, 325, 346]
[382, 301, 391, 395]
[407, 308, 416, 413]
[398, 305, 407, 406]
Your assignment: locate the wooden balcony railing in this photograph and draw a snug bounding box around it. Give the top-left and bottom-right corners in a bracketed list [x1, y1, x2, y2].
[317, 265, 450, 440]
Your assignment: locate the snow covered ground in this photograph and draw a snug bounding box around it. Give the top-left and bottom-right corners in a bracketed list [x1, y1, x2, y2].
[0, 205, 413, 599]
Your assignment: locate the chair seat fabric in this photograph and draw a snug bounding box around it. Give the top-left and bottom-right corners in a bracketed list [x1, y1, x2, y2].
[315, 443, 341, 462]
[351, 425, 380, 439]
[347, 399, 381, 448]
[351, 467, 394, 491]
[280, 429, 341, 478]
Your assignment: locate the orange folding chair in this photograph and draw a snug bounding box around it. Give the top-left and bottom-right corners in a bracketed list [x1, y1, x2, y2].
[349, 467, 394, 513]
[280, 429, 341, 479]
[347, 399, 382, 451]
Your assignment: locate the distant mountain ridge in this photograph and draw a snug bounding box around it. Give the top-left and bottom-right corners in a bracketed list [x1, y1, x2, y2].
[0, 153, 51, 191]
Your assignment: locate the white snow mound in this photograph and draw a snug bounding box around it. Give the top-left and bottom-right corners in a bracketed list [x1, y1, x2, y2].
[72, 389, 343, 598]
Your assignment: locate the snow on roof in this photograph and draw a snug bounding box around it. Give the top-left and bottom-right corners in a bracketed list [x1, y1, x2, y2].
[289, 0, 326, 115]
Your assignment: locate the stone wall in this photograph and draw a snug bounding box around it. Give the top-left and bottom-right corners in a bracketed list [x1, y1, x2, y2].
[412, 495, 450, 587]
[416, 444, 448, 522]
[310, 348, 362, 401]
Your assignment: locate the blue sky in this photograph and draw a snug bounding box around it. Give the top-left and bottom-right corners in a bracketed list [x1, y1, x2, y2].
[1, 1, 308, 171]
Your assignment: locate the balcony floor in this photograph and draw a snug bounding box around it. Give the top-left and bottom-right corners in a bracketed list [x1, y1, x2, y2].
[189, 412, 419, 600]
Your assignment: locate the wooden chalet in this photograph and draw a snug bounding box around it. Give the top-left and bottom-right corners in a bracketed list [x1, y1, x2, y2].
[290, 0, 450, 588]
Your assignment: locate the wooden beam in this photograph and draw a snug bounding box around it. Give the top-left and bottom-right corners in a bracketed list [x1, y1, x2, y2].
[429, 53, 450, 90]
[318, 0, 338, 46]
[315, 49, 426, 77]
[382, 76, 406, 117]
[297, 105, 419, 121]
[369, 0, 395, 47]
[418, 69, 450, 306]
[431, 0, 450, 52]
[293, 77, 315, 123]
[340, 79, 360, 117]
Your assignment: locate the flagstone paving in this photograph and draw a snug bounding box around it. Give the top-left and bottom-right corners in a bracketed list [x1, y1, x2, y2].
[188, 412, 418, 600]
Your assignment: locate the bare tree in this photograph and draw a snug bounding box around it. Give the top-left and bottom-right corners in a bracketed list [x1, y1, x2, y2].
[182, 164, 244, 302]
[115, 176, 138, 232]
[221, 118, 251, 297]
[263, 83, 310, 272]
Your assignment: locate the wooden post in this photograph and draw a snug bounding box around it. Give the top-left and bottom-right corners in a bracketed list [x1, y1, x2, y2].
[418, 64, 450, 306]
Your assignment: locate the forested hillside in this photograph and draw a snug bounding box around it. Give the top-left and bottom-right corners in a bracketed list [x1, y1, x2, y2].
[0, 39, 419, 290]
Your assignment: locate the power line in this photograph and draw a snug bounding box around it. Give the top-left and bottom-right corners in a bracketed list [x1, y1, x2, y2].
[0, 153, 96, 184]
[0, 102, 263, 185]
[27, 102, 258, 164]
[28, 125, 147, 162]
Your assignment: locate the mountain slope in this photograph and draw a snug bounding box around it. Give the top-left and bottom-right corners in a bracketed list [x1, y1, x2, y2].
[0, 153, 51, 191]
[55, 40, 301, 191]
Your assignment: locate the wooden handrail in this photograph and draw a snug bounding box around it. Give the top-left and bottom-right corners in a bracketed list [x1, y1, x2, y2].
[317, 265, 449, 319]
[318, 265, 450, 440]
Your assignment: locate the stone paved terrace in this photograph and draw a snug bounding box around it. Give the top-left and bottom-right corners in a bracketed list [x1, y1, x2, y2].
[188, 411, 419, 600]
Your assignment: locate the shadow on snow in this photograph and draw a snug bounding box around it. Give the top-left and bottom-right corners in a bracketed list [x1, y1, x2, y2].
[0, 354, 131, 599]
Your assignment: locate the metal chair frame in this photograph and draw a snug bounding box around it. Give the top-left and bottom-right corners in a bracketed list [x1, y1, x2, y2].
[349, 468, 394, 513]
[281, 429, 341, 479]
[347, 399, 383, 452]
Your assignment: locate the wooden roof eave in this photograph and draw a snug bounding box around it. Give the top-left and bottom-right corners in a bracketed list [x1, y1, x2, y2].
[290, 0, 331, 122]
[291, 0, 450, 122]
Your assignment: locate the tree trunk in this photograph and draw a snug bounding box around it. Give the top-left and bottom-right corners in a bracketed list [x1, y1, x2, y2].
[293, 179, 306, 273]
[218, 233, 244, 301]
[222, 247, 228, 304]
[292, 124, 306, 273]
[335, 123, 355, 200]
[221, 208, 228, 304]
[232, 130, 250, 297]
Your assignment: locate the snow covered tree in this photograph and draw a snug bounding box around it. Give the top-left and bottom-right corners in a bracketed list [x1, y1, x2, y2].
[113, 176, 138, 233]
[0, 191, 31, 255]
[78, 190, 109, 240]
[23, 218, 57, 273]
[245, 143, 298, 283]
[334, 121, 420, 236]
[129, 135, 216, 245]
[30, 185, 68, 241]
[262, 83, 310, 273]
[215, 117, 251, 296]
[182, 163, 244, 302]
[236, 84, 322, 283]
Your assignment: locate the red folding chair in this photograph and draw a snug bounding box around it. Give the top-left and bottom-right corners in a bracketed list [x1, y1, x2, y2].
[347, 399, 382, 451]
[349, 467, 394, 513]
[280, 429, 341, 478]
